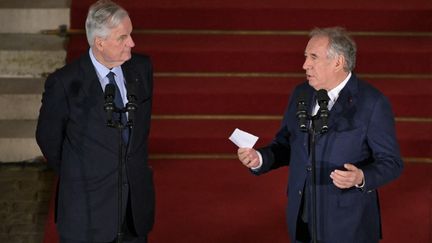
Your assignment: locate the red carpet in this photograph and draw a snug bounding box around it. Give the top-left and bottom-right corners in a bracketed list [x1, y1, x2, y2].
[66, 35, 432, 74]
[44, 162, 432, 243]
[69, 0, 432, 31]
[147, 119, 432, 158]
[151, 162, 432, 243]
[147, 160, 290, 243]
[152, 77, 432, 117]
[43, 1, 432, 242]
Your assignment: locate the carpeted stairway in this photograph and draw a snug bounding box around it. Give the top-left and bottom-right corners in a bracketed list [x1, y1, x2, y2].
[44, 1, 432, 242]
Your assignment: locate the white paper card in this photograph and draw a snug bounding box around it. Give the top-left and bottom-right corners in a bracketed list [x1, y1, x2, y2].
[229, 128, 259, 148]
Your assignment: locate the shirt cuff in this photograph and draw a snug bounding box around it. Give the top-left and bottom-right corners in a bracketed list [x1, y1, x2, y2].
[355, 176, 365, 189]
[251, 151, 263, 170]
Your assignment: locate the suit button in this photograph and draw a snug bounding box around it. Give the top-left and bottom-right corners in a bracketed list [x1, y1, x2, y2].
[298, 190, 302, 196]
[306, 166, 312, 172]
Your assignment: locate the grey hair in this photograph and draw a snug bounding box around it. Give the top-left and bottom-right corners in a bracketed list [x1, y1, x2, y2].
[309, 27, 357, 72]
[85, 0, 129, 46]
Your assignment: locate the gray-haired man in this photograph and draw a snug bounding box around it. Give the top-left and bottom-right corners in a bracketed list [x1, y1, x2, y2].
[37, 1, 154, 242]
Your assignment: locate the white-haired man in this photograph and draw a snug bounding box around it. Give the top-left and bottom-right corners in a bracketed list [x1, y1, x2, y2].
[37, 1, 154, 242]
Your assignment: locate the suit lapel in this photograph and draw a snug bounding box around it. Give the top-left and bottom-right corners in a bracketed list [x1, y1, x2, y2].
[122, 60, 136, 86]
[122, 58, 146, 100]
[121, 58, 144, 148]
[328, 74, 359, 131]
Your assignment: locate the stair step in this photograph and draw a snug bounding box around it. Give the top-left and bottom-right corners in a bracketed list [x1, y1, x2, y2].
[148, 119, 432, 158]
[3, 116, 428, 162]
[152, 77, 432, 117]
[0, 34, 66, 77]
[5, 75, 428, 120]
[70, 0, 432, 31]
[68, 35, 432, 74]
[0, 9, 69, 33]
[0, 0, 70, 8]
[0, 0, 69, 33]
[0, 120, 41, 162]
[0, 78, 44, 120]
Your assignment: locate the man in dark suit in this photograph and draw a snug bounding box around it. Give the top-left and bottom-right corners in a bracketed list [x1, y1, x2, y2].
[237, 27, 403, 243]
[36, 1, 154, 242]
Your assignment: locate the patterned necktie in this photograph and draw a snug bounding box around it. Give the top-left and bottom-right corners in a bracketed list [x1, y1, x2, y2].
[106, 71, 130, 144]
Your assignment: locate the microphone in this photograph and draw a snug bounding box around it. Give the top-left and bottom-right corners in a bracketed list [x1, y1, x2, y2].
[125, 83, 138, 127]
[296, 91, 309, 132]
[104, 83, 116, 126]
[316, 89, 330, 133]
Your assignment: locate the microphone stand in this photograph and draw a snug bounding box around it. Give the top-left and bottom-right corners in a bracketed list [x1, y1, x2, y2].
[104, 83, 137, 243]
[106, 108, 128, 243]
[297, 90, 329, 243]
[298, 113, 327, 243]
[309, 116, 319, 243]
[309, 112, 329, 243]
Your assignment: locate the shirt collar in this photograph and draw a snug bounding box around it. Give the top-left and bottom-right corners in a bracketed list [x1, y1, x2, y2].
[89, 48, 122, 80]
[327, 72, 351, 103]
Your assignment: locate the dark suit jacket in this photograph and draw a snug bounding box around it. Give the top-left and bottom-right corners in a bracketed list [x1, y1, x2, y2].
[36, 52, 155, 242]
[256, 73, 403, 243]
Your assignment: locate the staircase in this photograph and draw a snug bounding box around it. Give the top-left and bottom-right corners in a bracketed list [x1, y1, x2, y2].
[42, 1, 431, 242]
[0, 0, 69, 162]
[65, 1, 432, 161]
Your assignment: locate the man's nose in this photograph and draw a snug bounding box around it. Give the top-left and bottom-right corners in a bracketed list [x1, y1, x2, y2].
[302, 59, 309, 70]
[127, 36, 135, 48]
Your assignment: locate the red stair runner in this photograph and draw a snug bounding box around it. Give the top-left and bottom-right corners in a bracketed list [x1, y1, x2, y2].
[43, 1, 432, 242]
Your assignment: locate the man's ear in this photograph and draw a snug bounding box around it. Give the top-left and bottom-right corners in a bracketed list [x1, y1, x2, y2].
[335, 54, 345, 71]
[94, 36, 104, 51]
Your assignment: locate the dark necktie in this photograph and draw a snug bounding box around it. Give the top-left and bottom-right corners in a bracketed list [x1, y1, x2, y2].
[106, 71, 130, 144]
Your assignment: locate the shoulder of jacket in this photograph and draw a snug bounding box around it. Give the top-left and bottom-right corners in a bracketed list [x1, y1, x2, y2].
[356, 78, 384, 100]
[50, 54, 87, 79]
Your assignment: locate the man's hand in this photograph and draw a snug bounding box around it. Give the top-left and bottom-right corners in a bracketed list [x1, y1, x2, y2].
[330, 163, 364, 189]
[237, 148, 260, 169]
